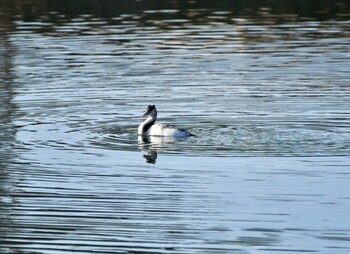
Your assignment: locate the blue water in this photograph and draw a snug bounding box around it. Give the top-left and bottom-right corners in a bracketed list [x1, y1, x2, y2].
[1, 1, 350, 253]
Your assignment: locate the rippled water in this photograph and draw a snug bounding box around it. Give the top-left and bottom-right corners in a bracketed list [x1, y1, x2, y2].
[1, 1, 350, 253]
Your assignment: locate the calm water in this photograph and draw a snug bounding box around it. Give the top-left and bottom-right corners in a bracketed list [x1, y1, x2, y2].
[1, 0, 350, 253]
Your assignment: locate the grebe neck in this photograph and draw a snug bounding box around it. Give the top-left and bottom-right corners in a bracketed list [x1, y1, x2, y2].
[138, 116, 156, 135]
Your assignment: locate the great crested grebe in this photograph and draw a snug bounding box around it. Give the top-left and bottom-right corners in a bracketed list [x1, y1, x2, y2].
[138, 105, 194, 137]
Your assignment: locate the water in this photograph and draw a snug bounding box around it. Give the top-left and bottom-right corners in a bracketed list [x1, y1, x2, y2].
[1, 0, 350, 253]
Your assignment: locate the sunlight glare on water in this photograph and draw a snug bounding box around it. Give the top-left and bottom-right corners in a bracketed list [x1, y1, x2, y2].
[1, 0, 350, 253]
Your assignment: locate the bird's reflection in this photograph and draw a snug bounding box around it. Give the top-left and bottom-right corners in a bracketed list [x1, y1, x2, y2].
[143, 149, 158, 164]
[138, 135, 178, 164]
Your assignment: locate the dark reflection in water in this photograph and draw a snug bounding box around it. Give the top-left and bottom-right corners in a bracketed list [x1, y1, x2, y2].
[138, 135, 191, 164]
[1, 0, 350, 22]
[138, 135, 159, 164]
[0, 19, 19, 253]
[0, 0, 350, 253]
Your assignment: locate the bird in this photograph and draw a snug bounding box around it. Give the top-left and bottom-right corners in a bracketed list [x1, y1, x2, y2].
[138, 105, 194, 137]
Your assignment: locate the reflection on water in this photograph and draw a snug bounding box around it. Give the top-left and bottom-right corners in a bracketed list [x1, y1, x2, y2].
[138, 135, 187, 164]
[1, 0, 350, 253]
[139, 135, 160, 164]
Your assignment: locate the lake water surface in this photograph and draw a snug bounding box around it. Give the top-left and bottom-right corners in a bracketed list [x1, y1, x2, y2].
[1, 0, 350, 253]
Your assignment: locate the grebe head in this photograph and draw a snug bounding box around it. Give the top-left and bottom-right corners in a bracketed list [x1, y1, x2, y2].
[143, 105, 157, 118]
